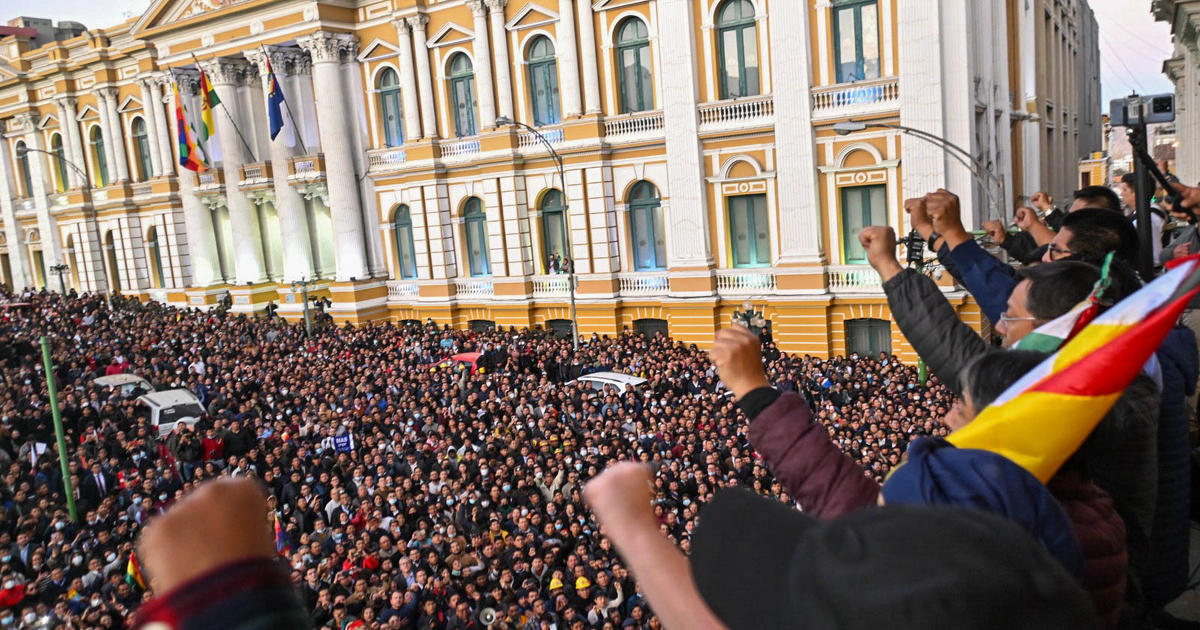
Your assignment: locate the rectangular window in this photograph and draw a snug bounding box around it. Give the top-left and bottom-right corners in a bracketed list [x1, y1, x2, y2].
[397, 225, 417, 279]
[840, 184, 887, 264]
[381, 92, 404, 147]
[32, 250, 46, 289]
[834, 1, 882, 83]
[452, 79, 477, 138]
[727, 194, 770, 268]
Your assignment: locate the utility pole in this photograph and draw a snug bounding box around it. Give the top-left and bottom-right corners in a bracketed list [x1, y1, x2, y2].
[291, 277, 313, 338]
[49, 263, 68, 296]
[39, 336, 77, 522]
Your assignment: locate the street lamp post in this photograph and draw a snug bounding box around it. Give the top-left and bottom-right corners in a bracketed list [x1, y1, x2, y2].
[15, 145, 113, 310]
[495, 116, 580, 353]
[291, 277, 314, 338]
[49, 263, 68, 295]
[832, 121, 1005, 221]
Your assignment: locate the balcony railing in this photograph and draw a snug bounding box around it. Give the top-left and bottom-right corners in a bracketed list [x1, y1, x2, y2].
[697, 95, 775, 131]
[195, 170, 224, 193]
[454, 278, 494, 299]
[827, 265, 883, 293]
[239, 162, 272, 181]
[812, 78, 900, 120]
[367, 148, 408, 173]
[386, 280, 419, 300]
[288, 154, 325, 181]
[531, 274, 570, 298]
[518, 127, 564, 151]
[604, 111, 665, 140]
[618, 272, 670, 297]
[441, 138, 481, 160]
[715, 269, 776, 295]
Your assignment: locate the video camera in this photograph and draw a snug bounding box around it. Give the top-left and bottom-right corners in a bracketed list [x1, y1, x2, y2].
[1109, 93, 1175, 128]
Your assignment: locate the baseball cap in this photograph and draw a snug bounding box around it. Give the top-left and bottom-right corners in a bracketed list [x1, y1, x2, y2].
[691, 488, 1097, 630]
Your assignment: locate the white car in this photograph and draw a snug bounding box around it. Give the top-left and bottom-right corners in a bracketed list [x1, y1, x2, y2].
[137, 390, 206, 438]
[93, 374, 155, 398]
[568, 372, 648, 396]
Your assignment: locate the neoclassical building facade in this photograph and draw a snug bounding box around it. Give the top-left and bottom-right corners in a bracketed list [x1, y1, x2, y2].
[0, 0, 1015, 358]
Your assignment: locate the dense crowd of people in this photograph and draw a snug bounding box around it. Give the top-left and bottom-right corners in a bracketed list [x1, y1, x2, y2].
[0, 288, 948, 629]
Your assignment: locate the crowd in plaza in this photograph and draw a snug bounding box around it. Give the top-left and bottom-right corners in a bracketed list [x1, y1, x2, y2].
[0, 287, 950, 629]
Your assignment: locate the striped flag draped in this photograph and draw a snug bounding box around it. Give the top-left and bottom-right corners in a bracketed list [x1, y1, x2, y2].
[274, 512, 291, 556]
[126, 553, 147, 590]
[173, 82, 207, 173]
[949, 257, 1200, 482]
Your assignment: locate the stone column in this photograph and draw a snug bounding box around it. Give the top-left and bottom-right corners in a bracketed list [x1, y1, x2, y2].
[408, 15, 439, 139]
[94, 91, 121, 184]
[576, 0, 601, 114]
[150, 77, 174, 176]
[297, 31, 371, 281]
[555, 0, 583, 118]
[245, 47, 315, 282]
[657, 0, 710, 268]
[897, 3, 947, 198]
[53, 96, 87, 189]
[98, 88, 131, 182]
[136, 78, 166, 177]
[168, 74, 223, 287]
[199, 58, 268, 284]
[769, 0, 822, 262]
[16, 113, 65, 281]
[467, 0, 497, 129]
[0, 119, 30, 289]
[486, 0, 514, 121]
[392, 18, 425, 140]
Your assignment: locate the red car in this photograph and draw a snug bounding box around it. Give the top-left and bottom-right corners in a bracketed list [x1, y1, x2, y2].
[427, 352, 483, 374]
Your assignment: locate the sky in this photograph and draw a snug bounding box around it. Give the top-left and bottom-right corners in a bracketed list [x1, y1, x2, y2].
[1, 0, 1180, 115]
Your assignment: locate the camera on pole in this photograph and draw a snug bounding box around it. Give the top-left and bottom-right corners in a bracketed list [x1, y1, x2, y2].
[1110, 93, 1176, 281]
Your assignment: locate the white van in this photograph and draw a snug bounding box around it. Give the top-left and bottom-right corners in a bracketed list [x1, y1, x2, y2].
[568, 372, 648, 396]
[137, 390, 206, 438]
[93, 374, 155, 398]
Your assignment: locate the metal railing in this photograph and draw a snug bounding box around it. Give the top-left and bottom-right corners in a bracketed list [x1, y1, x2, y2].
[697, 95, 775, 129]
[618, 271, 670, 296]
[715, 269, 776, 294]
[531, 274, 570, 298]
[454, 278, 494, 298]
[386, 280, 419, 300]
[603, 111, 665, 139]
[827, 265, 883, 293]
[239, 162, 271, 181]
[441, 138, 481, 160]
[812, 78, 900, 119]
[289, 155, 325, 179]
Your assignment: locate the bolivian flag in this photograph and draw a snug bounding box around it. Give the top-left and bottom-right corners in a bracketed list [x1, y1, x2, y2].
[173, 82, 208, 173]
[198, 68, 220, 146]
[950, 257, 1200, 482]
[126, 552, 147, 590]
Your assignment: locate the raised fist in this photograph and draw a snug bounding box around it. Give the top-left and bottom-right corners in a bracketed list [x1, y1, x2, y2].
[1031, 191, 1053, 211]
[924, 189, 965, 237]
[982, 220, 1006, 245]
[858, 226, 902, 281]
[905, 197, 933, 238]
[709, 325, 769, 401]
[1014, 207, 1039, 231]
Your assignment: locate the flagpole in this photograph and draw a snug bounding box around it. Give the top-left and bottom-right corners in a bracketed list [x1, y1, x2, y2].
[261, 45, 309, 156]
[192, 53, 258, 163]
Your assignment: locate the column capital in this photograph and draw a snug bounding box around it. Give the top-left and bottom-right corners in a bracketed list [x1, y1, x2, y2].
[406, 14, 430, 31]
[466, 0, 488, 17]
[169, 70, 202, 95]
[297, 31, 359, 65]
[243, 47, 293, 77]
[198, 58, 252, 86]
[485, 0, 508, 13]
[53, 95, 78, 110]
[391, 16, 411, 35]
[97, 86, 121, 102]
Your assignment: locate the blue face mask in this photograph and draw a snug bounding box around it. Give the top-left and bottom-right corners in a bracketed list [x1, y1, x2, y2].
[446, 498, 455, 506]
[502, 484, 511, 493]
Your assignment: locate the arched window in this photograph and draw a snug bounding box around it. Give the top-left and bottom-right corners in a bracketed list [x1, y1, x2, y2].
[526, 36, 561, 126]
[615, 18, 653, 113]
[628, 181, 665, 270]
[448, 53, 478, 138]
[539, 189, 567, 271]
[833, 0, 881, 83]
[49, 134, 68, 192]
[89, 126, 109, 187]
[14, 141, 32, 198]
[463, 197, 490, 276]
[393, 204, 417, 279]
[716, 0, 760, 99]
[146, 226, 165, 288]
[377, 68, 405, 147]
[132, 118, 153, 182]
